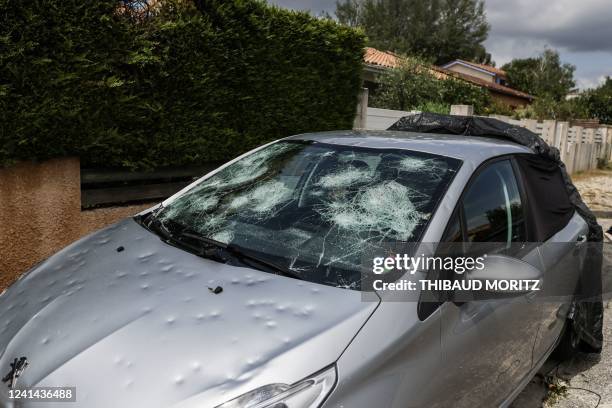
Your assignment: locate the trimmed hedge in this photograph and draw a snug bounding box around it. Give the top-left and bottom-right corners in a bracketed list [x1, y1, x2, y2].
[0, 0, 365, 169]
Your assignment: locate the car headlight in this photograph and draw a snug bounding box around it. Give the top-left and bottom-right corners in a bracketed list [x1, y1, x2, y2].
[215, 366, 337, 408]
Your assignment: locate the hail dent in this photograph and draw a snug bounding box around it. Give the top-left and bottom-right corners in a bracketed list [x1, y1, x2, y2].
[211, 229, 234, 244]
[320, 180, 425, 241]
[400, 158, 451, 182]
[209, 143, 294, 189]
[399, 157, 428, 171]
[229, 181, 293, 214]
[191, 195, 219, 212]
[317, 167, 373, 188]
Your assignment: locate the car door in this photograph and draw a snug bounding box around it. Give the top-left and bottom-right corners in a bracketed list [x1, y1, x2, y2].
[531, 213, 588, 360]
[434, 158, 544, 407]
[513, 155, 590, 361]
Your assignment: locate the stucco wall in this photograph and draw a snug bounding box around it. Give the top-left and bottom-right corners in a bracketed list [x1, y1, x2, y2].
[0, 158, 81, 290]
[0, 158, 151, 291]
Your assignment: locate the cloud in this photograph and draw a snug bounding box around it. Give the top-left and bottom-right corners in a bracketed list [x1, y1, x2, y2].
[267, 0, 335, 13]
[485, 0, 612, 53]
[484, 0, 612, 88]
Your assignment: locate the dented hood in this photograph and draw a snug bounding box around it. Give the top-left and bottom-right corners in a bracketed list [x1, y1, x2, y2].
[0, 219, 378, 408]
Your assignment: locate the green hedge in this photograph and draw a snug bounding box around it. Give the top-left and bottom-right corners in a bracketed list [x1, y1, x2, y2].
[0, 0, 365, 169]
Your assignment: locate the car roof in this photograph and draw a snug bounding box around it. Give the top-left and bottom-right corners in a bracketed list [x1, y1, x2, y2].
[286, 130, 534, 165]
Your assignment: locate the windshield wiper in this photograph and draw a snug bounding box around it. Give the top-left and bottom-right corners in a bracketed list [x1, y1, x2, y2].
[137, 212, 226, 261]
[138, 212, 304, 281]
[176, 231, 304, 281]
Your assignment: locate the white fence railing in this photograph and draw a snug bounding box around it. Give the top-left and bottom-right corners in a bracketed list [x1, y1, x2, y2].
[355, 105, 612, 175]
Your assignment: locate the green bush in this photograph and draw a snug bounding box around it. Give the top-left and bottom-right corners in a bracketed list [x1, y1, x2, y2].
[579, 76, 612, 125]
[502, 97, 589, 121]
[370, 57, 490, 114]
[0, 0, 365, 169]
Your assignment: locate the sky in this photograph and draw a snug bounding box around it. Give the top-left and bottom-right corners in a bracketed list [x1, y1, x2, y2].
[266, 0, 612, 90]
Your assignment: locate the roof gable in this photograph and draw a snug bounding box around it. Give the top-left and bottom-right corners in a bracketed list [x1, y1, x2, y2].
[442, 60, 507, 78]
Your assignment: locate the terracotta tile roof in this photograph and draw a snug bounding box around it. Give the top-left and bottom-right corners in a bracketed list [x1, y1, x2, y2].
[453, 59, 507, 78]
[364, 47, 400, 69]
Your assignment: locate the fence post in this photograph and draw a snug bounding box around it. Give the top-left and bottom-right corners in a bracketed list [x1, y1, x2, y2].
[566, 140, 577, 175]
[601, 127, 612, 163]
[556, 121, 569, 163]
[607, 127, 612, 162]
[541, 120, 557, 145]
[584, 128, 595, 171]
[574, 126, 585, 172]
[353, 88, 369, 129]
[450, 105, 474, 116]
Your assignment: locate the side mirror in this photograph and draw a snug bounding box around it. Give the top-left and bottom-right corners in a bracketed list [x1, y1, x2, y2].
[465, 254, 542, 295]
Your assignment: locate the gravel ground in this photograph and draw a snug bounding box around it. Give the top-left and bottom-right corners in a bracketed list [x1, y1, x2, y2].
[573, 170, 612, 212]
[512, 297, 612, 408]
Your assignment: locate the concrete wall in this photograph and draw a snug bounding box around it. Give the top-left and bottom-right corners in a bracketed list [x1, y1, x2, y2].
[0, 158, 150, 291]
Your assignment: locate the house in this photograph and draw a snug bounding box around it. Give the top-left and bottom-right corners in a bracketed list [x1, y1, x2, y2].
[363, 47, 534, 109]
[566, 89, 582, 100]
[441, 60, 508, 86]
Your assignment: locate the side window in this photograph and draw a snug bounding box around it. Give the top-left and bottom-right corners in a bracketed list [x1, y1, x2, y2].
[420, 160, 527, 320]
[462, 160, 526, 248]
[515, 155, 574, 241]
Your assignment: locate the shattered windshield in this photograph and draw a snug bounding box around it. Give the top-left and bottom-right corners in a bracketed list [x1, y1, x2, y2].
[155, 141, 461, 290]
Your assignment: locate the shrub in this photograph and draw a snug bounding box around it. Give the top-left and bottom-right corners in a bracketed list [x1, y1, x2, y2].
[505, 97, 589, 121]
[0, 0, 365, 169]
[579, 76, 612, 125]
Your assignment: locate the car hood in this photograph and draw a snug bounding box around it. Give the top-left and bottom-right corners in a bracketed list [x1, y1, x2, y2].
[0, 219, 378, 408]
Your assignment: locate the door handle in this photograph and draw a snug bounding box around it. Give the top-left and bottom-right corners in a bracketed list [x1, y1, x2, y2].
[576, 234, 587, 244]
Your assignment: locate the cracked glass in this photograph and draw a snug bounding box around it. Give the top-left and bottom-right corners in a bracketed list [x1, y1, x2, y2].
[156, 141, 461, 290]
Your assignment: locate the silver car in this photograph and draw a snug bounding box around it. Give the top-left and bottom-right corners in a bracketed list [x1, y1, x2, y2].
[0, 131, 591, 407]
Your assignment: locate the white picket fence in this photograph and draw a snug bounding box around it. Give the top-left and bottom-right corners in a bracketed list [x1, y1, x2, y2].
[355, 105, 612, 175]
[489, 115, 612, 175]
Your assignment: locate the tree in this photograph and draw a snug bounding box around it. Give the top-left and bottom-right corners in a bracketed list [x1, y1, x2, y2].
[501, 49, 576, 101]
[370, 57, 490, 112]
[335, 0, 490, 65]
[580, 77, 612, 124]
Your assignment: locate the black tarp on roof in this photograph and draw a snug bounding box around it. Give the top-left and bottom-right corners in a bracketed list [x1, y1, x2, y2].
[388, 112, 604, 352]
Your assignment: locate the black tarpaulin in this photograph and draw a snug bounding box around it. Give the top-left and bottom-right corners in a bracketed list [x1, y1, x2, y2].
[388, 112, 604, 352]
[515, 155, 575, 242]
